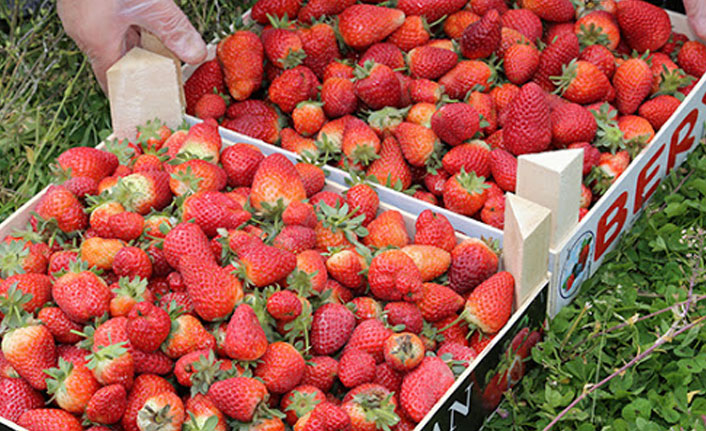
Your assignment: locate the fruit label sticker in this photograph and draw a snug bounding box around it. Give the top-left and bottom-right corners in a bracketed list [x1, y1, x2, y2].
[548, 75, 706, 317]
[419, 283, 548, 431]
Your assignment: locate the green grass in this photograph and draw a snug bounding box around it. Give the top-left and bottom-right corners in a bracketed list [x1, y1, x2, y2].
[0, 0, 251, 222]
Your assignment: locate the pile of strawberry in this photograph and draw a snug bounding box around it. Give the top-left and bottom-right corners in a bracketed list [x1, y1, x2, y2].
[0, 119, 527, 431]
[184, 0, 706, 229]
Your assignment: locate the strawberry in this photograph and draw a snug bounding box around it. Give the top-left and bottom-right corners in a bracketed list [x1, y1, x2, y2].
[112, 170, 172, 214]
[179, 255, 243, 321]
[503, 82, 552, 155]
[218, 31, 264, 101]
[269, 65, 319, 113]
[518, 0, 575, 22]
[255, 341, 306, 394]
[575, 10, 620, 51]
[87, 317, 135, 388]
[406, 102, 436, 129]
[221, 143, 264, 188]
[174, 118, 222, 163]
[416, 282, 464, 322]
[579, 44, 616, 79]
[368, 250, 423, 302]
[341, 320, 391, 366]
[281, 385, 326, 426]
[17, 409, 83, 431]
[0, 314, 56, 390]
[86, 384, 127, 424]
[37, 306, 82, 344]
[194, 93, 227, 120]
[184, 59, 226, 115]
[616, 0, 671, 52]
[262, 19, 306, 70]
[413, 209, 456, 252]
[366, 136, 413, 190]
[442, 169, 489, 216]
[310, 303, 356, 355]
[0, 378, 44, 423]
[338, 5, 406, 50]
[449, 238, 499, 294]
[250, 153, 307, 214]
[184, 394, 227, 431]
[569, 141, 601, 175]
[351, 297, 382, 321]
[321, 77, 358, 118]
[393, 121, 438, 168]
[385, 302, 423, 335]
[113, 246, 152, 280]
[237, 242, 297, 287]
[460, 8, 501, 59]
[618, 115, 655, 149]
[44, 357, 100, 414]
[0, 273, 52, 315]
[109, 277, 153, 317]
[53, 261, 111, 323]
[437, 341, 477, 366]
[533, 32, 580, 92]
[306, 400, 351, 431]
[295, 249, 328, 293]
[552, 59, 611, 104]
[338, 349, 376, 388]
[353, 61, 401, 110]
[301, 356, 338, 392]
[252, 0, 302, 24]
[502, 9, 542, 42]
[442, 140, 490, 178]
[283, 200, 317, 228]
[267, 290, 303, 322]
[225, 303, 268, 361]
[452, 271, 514, 334]
[325, 248, 366, 289]
[182, 191, 251, 237]
[384, 332, 425, 371]
[57, 147, 118, 182]
[88, 201, 124, 237]
[396, 0, 466, 22]
[342, 116, 382, 166]
[408, 79, 442, 104]
[638, 95, 681, 130]
[35, 185, 87, 233]
[163, 222, 216, 268]
[293, 101, 326, 137]
[613, 57, 653, 115]
[401, 244, 451, 282]
[324, 61, 355, 81]
[489, 149, 517, 192]
[273, 225, 317, 254]
[423, 168, 450, 197]
[298, 0, 355, 23]
[80, 237, 124, 271]
[431, 103, 481, 148]
[162, 313, 216, 359]
[503, 43, 540, 85]
[364, 210, 410, 249]
[677, 40, 706, 78]
[126, 302, 171, 353]
[407, 45, 458, 80]
[346, 183, 379, 227]
[136, 391, 185, 431]
[359, 43, 406, 70]
[399, 356, 454, 422]
[299, 22, 341, 79]
[551, 102, 598, 147]
[442, 10, 479, 40]
[439, 60, 496, 99]
[281, 128, 318, 157]
[108, 211, 144, 242]
[388, 16, 433, 52]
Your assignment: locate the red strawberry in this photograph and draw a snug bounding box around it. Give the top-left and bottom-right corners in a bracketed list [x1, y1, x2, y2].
[163, 222, 215, 269]
[0, 378, 45, 423]
[44, 357, 100, 414]
[396, 0, 466, 22]
[353, 61, 402, 110]
[442, 140, 490, 178]
[613, 58, 653, 115]
[338, 5, 406, 50]
[325, 248, 366, 289]
[384, 302, 424, 334]
[413, 210, 456, 252]
[481, 193, 505, 229]
[182, 191, 251, 237]
[502, 9, 543, 42]
[112, 170, 172, 214]
[365, 210, 410, 249]
[194, 93, 227, 120]
[299, 22, 342, 79]
[677, 40, 706, 78]
[321, 77, 358, 118]
[126, 302, 170, 353]
[269, 65, 319, 113]
[368, 250, 423, 302]
[431, 103, 481, 147]
[504, 43, 540, 85]
[449, 238, 499, 294]
[552, 59, 611, 104]
[255, 341, 306, 394]
[518, 0, 575, 22]
[437, 341, 477, 366]
[273, 224, 316, 254]
[292, 101, 326, 137]
[393, 121, 438, 168]
[579, 44, 616, 79]
[184, 59, 226, 115]
[252, 0, 302, 24]
[416, 282, 464, 323]
[616, 0, 671, 52]
[338, 349, 376, 388]
[311, 303, 356, 355]
[359, 43, 406, 70]
[280, 385, 326, 426]
[53, 263, 111, 323]
[184, 394, 227, 431]
[262, 20, 306, 70]
[638, 95, 681, 130]
[409, 79, 442, 104]
[503, 82, 552, 155]
[225, 304, 268, 361]
[551, 102, 598, 148]
[384, 332, 425, 371]
[57, 147, 118, 182]
[281, 128, 318, 157]
[388, 15, 433, 51]
[250, 153, 307, 213]
[112, 246, 152, 280]
[533, 32, 580, 92]
[218, 31, 264, 101]
[267, 290, 303, 322]
[366, 136, 413, 190]
[346, 183, 379, 226]
[35, 185, 87, 233]
[568, 141, 601, 175]
[453, 271, 514, 334]
[343, 319, 393, 363]
[489, 149, 517, 192]
[207, 377, 268, 422]
[221, 144, 264, 187]
[439, 60, 496, 99]
[342, 116, 381, 166]
[301, 356, 338, 393]
[399, 356, 454, 422]
[407, 45, 458, 80]
[179, 255, 243, 322]
[37, 306, 82, 344]
[17, 408, 83, 431]
[1, 318, 57, 391]
[1, 273, 52, 315]
[238, 242, 297, 287]
[298, 0, 355, 22]
[162, 313, 216, 359]
[442, 169, 489, 216]
[122, 374, 176, 431]
[460, 9, 501, 59]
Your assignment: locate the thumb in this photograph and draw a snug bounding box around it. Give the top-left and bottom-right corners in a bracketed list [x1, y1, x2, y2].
[123, 0, 208, 64]
[684, 0, 706, 41]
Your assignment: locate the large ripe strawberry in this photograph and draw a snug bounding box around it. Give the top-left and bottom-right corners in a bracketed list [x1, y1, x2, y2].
[221, 143, 265, 188]
[413, 210, 456, 252]
[388, 15, 432, 51]
[441, 140, 491, 178]
[37, 306, 82, 344]
[518, 0, 575, 22]
[224, 303, 268, 361]
[57, 147, 118, 182]
[343, 318, 393, 363]
[580, 44, 616, 79]
[552, 59, 611, 104]
[346, 183, 379, 227]
[503, 82, 552, 155]
[53, 261, 111, 323]
[174, 118, 222, 163]
[35, 185, 87, 233]
[262, 19, 306, 69]
[1, 317, 56, 391]
[489, 148, 517, 193]
[638, 95, 681, 130]
[121, 374, 176, 431]
[207, 377, 268, 422]
[182, 191, 251, 237]
[359, 43, 406, 71]
[452, 271, 514, 334]
[616, 0, 671, 52]
[44, 357, 100, 414]
[353, 61, 402, 110]
[86, 384, 127, 425]
[366, 136, 413, 190]
[368, 250, 423, 302]
[179, 255, 243, 322]
[252, 0, 302, 24]
[400, 244, 451, 282]
[87, 317, 135, 388]
[237, 242, 297, 287]
[677, 40, 706, 78]
[533, 32, 580, 92]
[321, 77, 358, 118]
[113, 170, 172, 214]
[502, 9, 543, 42]
[407, 45, 458, 80]
[393, 121, 438, 168]
[0, 378, 44, 423]
[442, 169, 490, 216]
[184, 59, 225, 115]
[338, 349, 376, 388]
[310, 302, 355, 355]
[399, 356, 454, 422]
[269, 65, 319, 113]
[17, 408, 83, 431]
[449, 238, 499, 294]
[460, 9, 501, 59]
[551, 102, 598, 148]
[396, 0, 466, 22]
[338, 5, 405, 50]
[80, 237, 124, 271]
[341, 116, 381, 166]
[439, 60, 496, 99]
[325, 248, 366, 289]
[504, 43, 540, 85]
[416, 282, 464, 323]
[613, 58, 653, 115]
[0, 273, 52, 315]
[298, 0, 355, 23]
[218, 31, 264, 101]
[163, 222, 216, 269]
[431, 103, 481, 148]
[255, 341, 305, 394]
[126, 302, 171, 353]
[250, 153, 307, 214]
[162, 313, 216, 359]
[298, 22, 341, 79]
[365, 210, 410, 249]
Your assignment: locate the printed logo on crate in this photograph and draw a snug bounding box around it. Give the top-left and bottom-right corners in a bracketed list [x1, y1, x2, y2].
[420, 283, 548, 431]
[549, 79, 706, 316]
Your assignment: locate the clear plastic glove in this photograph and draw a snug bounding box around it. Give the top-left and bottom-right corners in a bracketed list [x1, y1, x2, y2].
[685, 0, 706, 42]
[57, 0, 207, 93]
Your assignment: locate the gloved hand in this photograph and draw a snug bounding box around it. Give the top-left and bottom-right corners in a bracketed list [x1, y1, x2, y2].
[685, 0, 706, 41]
[57, 0, 208, 93]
